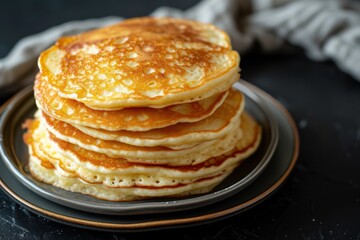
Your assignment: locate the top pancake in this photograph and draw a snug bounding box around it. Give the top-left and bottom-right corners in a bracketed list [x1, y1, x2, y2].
[38, 17, 240, 110]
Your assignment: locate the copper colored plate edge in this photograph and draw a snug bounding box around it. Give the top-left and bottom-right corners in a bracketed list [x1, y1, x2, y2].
[0, 82, 299, 230]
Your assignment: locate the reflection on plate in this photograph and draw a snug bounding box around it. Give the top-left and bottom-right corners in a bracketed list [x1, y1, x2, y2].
[0, 81, 298, 231]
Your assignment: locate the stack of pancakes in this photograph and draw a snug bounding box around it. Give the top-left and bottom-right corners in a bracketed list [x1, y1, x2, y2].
[23, 17, 262, 201]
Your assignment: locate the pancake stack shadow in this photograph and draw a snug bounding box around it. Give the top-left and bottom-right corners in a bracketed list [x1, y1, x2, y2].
[23, 17, 262, 201]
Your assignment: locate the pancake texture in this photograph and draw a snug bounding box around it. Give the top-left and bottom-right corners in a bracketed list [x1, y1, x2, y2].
[39, 17, 240, 110]
[71, 88, 244, 147]
[35, 74, 228, 131]
[23, 17, 263, 201]
[25, 113, 261, 201]
[41, 112, 244, 165]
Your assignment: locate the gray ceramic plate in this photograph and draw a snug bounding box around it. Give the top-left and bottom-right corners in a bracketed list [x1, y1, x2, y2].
[0, 81, 298, 231]
[0, 81, 278, 215]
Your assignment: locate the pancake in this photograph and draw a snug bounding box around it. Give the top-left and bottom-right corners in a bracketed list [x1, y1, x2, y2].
[24, 114, 261, 201]
[41, 112, 243, 165]
[38, 17, 240, 110]
[72, 88, 244, 148]
[28, 155, 234, 201]
[24, 112, 260, 178]
[35, 74, 228, 131]
[29, 130, 237, 188]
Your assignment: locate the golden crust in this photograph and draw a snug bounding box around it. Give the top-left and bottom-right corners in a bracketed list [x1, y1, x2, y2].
[71, 88, 245, 148]
[39, 17, 240, 109]
[24, 112, 261, 173]
[34, 74, 228, 131]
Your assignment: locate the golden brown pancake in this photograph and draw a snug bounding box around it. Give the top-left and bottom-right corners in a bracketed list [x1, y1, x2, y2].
[28, 155, 233, 201]
[35, 74, 228, 131]
[38, 17, 240, 110]
[40, 111, 242, 165]
[71, 88, 244, 148]
[24, 113, 261, 201]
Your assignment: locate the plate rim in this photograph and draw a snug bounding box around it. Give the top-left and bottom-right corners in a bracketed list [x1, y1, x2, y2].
[0, 81, 299, 230]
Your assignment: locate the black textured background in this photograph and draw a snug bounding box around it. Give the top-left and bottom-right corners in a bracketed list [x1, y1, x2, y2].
[1, 1, 360, 239]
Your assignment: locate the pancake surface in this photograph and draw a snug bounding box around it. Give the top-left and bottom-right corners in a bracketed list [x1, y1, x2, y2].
[35, 74, 228, 131]
[41, 111, 243, 165]
[39, 17, 240, 110]
[56, 88, 244, 147]
[25, 113, 261, 201]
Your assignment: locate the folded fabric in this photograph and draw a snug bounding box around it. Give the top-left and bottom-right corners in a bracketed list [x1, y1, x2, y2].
[1, 0, 359, 94]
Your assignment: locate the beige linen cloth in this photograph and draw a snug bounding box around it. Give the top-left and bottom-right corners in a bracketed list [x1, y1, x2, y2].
[1, 0, 359, 95]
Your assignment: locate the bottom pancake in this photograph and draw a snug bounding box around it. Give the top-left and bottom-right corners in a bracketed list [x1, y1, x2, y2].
[28, 154, 233, 201]
[24, 113, 262, 201]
